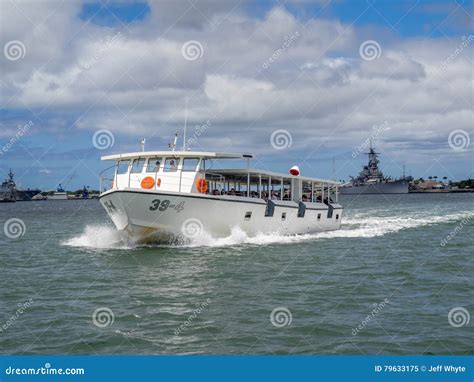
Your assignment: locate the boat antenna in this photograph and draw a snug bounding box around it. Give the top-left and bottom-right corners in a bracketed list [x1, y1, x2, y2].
[332, 157, 335, 180]
[140, 138, 146, 152]
[182, 98, 188, 151]
[169, 132, 179, 151]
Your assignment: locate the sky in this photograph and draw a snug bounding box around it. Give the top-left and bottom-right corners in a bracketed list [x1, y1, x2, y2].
[0, 0, 473, 190]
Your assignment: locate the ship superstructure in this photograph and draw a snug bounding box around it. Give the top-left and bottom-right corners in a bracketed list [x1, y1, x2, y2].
[341, 143, 409, 195]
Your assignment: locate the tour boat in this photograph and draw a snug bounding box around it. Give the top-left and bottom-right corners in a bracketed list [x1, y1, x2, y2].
[99, 147, 343, 242]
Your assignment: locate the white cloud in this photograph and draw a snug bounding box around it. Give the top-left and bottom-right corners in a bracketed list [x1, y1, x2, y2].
[1, 0, 472, 165]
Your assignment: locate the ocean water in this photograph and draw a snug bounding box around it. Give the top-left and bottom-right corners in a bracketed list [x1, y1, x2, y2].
[0, 193, 472, 355]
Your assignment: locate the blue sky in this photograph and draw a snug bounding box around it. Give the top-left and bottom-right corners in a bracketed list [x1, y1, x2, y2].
[1, 0, 472, 190]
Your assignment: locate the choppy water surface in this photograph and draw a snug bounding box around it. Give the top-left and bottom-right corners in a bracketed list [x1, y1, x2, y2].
[0, 194, 472, 355]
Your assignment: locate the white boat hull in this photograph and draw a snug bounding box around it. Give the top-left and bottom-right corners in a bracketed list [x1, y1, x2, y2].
[48, 192, 68, 200]
[99, 189, 343, 242]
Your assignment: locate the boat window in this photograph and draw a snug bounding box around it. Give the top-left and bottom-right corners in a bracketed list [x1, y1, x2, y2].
[317, 213, 321, 221]
[164, 158, 180, 172]
[146, 158, 161, 172]
[117, 160, 130, 174]
[182, 158, 200, 172]
[281, 212, 286, 221]
[244, 211, 252, 221]
[130, 158, 145, 173]
[336, 214, 339, 220]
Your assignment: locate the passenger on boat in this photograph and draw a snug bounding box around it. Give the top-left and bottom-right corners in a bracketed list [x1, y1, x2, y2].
[153, 161, 160, 172]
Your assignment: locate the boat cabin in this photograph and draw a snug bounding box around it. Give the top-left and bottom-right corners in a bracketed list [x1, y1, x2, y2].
[100, 151, 340, 204]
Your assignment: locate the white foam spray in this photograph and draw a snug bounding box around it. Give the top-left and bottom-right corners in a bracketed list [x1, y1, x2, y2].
[62, 211, 474, 250]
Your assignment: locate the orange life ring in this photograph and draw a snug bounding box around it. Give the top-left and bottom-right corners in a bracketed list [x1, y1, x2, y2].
[141, 176, 155, 189]
[196, 178, 208, 193]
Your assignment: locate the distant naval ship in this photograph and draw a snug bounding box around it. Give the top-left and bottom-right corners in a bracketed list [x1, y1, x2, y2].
[0, 169, 41, 202]
[340, 143, 410, 195]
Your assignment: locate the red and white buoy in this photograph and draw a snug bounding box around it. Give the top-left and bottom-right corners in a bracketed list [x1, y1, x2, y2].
[290, 165, 300, 176]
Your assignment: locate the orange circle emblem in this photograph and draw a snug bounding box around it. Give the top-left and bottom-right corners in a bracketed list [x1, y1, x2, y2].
[196, 178, 208, 193]
[141, 177, 155, 189]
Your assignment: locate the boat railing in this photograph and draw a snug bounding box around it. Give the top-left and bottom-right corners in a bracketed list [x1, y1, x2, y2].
[99, 164, 118, 193]
[202, 172, 226, 193]
[203, 172, 226, 183]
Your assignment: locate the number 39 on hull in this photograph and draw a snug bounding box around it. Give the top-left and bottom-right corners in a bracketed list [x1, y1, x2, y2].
[99, 151, 343, 243]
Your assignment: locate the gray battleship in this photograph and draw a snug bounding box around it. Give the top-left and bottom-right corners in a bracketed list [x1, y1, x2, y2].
[340, 144, 410, 195]
[0, 170, 41, 202]
[0, 169, 16, 202]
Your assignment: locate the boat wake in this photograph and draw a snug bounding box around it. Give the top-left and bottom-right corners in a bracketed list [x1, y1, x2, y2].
[62, 211, 473, 250]
[62, 224, 133, 249]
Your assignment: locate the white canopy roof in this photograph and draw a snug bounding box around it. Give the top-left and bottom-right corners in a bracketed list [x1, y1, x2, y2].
[213, 168, 341, 185]
[101, 151, 254, 161]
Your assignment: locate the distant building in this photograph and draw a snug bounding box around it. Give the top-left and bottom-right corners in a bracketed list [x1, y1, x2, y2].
[417, 181, 444, 190]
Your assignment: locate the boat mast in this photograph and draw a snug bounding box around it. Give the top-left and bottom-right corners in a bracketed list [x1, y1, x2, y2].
[182, 98, 188, 151]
